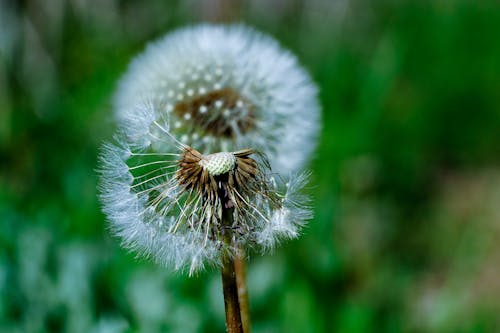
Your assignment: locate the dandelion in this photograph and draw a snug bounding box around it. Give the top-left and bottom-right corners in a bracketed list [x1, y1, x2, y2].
[99, 24, 318, 333]
[113, 24, 319, 174]
[99, 105, 312, 274]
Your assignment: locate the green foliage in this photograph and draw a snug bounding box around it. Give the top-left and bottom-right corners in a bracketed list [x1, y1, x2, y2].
[1, 1, 500, 332]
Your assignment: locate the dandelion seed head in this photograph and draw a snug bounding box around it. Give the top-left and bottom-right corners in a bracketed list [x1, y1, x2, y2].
[113, 24, 320, 174]
[99, 132, 312, 274]
[99, 24, 317, 275]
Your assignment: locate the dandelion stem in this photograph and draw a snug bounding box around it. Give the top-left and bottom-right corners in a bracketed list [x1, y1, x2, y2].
[235, 247, 251, 333]
[221, 208, 244, 333]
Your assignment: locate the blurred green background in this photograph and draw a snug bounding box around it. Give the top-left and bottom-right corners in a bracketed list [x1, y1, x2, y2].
[1, 0, 500, 332]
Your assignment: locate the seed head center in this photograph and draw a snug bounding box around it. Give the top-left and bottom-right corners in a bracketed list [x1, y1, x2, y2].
[174, 88, 255, 138]
[199, 152, 236, 176]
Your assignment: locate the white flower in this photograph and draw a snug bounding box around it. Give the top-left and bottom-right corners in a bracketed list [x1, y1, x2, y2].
[99, 24, 317, 275]
[113, 24, 320, 174]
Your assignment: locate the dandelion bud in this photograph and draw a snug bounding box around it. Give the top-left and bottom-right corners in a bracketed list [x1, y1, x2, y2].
[99, 24, 317, 275]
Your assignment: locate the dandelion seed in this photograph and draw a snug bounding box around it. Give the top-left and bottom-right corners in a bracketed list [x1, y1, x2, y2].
[215, 100, 224, 109]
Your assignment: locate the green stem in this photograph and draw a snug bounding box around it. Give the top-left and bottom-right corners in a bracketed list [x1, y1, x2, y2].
[235, 247, 250, 333]
[221, 209, 243, 333]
